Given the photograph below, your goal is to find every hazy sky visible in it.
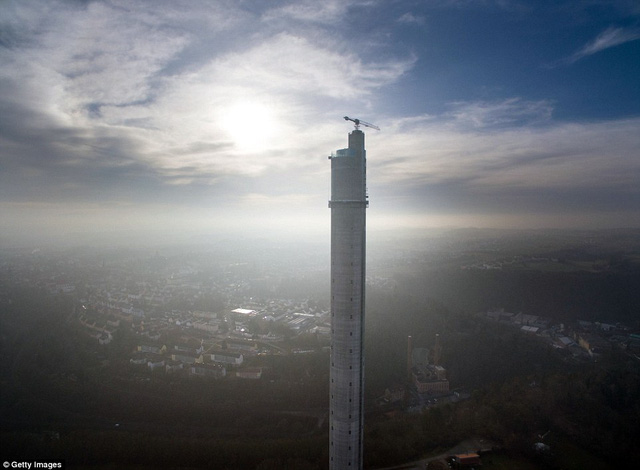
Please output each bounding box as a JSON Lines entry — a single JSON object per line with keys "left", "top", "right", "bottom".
{"left": 1, "top": 0, "right": 639, "bottom": 245}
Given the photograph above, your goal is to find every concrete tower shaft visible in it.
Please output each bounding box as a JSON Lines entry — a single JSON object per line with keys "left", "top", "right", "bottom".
{"left": 329, "top": 129, "right": 367, "bottom": 470}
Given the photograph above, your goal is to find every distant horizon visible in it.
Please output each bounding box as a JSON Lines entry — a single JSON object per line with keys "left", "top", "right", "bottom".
{"left": 3, "top": 223, "right": 640, "bottom": 251}
{"left": 2, "top": 1, "right": 639, "bottom": 245}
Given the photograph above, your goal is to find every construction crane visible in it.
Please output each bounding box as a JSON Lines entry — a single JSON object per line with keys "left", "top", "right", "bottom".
{"left": 344, "top": 116, "right": 380, "bottom": 131}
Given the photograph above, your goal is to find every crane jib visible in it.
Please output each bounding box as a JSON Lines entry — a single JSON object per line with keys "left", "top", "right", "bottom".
{"left": 343, "top": 116, "right": 380, "bottom": 131}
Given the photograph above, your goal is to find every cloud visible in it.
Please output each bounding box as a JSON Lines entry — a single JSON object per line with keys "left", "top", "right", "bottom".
{"left": 0, "top": 0, "right": 414, "bottom": 206}
{"left": 416, "top": 0, "right": 520, "bottom": 10}
{"left": 566, "top": 26, "right": 640, "bottom": 64}
{"left": 205, "top": 33, "right": 412, "bottom": 100}
{"left": 1, "top": 1, "right": 193, "bottom": 111}
{"left": 444, "top": 98, "right": 554, "bottom": 129}
{"left": 263, "top": 0, "right": 354, "bottom": 24}
{"left": 1, "top": 1, "right": 639, "bottom": 239}
{"left": 397, "top": 12, "right": 426, "bottom": 25}
{"left": 368, "top": 103, "right": 640, "bottom": 216}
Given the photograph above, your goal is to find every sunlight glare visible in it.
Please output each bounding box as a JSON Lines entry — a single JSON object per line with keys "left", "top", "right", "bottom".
{"left": 222, "top": 101, "right": 279, "bottom": 153}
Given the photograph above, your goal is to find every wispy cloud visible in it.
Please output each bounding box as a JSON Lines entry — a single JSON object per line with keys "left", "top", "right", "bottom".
{"left": 420, "top": 0, "right": 520, "bottom": 10}
{"left": 566, "top": 26, "right": 640, "bottom": 64}
{"left": 262, "top": 0, "right": 354, "bottom": 24}
{"left": 444, "top": 98, "right": 554, "bottom": 129}
{"left": 206, "top": 33, "right": 413, "bottom": 100}
{"left": 398, "top": 12, "right": 426, "bottom": 25}
{"left": 369, "top": 103, "right": 640, "bottom": 214}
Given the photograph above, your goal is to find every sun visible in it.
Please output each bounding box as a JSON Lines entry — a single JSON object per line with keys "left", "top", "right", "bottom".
{"left": 222, "top": 100, "right": 279, "bottom": 153}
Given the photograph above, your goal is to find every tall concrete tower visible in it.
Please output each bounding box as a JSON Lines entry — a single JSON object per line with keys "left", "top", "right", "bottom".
{"left": 329, "top": 125, "right": 368, "bottom": 469}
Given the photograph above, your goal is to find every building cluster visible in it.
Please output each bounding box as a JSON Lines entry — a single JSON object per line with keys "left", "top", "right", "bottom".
{"left": 483, "top": 308, "right": 640, "bottom": 359}
{"left": 77, "top": 304, "right": 122, "bottom": 345}
{"left": 409, "top": 334, "right": 450, "bottom": 394}
{"left": 412, "top": 364, "right": 449, "bottom": 393}
{"left": 0, "top": 248, "right": 331, "bottom": 383}
{"left": 377, "top": 334, "right": 459, "bottom": 413}
{"left": 78, "top": 292, "right": 330, "bottom": 380}
{"left": 132, "top": 335, "right": 253, "bottom": 379}
{"left": 228, "top": 302, "right": 329, "bottom": 336}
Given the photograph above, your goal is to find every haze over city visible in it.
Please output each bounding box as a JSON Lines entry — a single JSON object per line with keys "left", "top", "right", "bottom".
{"left": 1, "top": 0, "right": 640, "bottom": 247}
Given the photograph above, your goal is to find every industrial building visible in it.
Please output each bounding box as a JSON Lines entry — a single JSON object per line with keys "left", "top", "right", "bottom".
{"left": 409, "top": 334, "right": 450, "bottom": 394}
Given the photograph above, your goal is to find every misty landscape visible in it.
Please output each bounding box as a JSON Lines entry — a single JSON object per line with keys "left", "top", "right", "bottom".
{"left": 2, "top": 228, "right": 640, "bottom": 469}
{"left": 2, "top": 0, "right": 640, "bottom": 469}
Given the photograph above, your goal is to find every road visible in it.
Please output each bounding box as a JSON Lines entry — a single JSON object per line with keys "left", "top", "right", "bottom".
{"left": 374, "top": 437, "right": 494, "bottom": 470}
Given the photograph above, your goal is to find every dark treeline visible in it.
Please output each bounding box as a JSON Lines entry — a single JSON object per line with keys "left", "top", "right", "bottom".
{"left": 364, "top": 354, "right": 640, "bottom": 469}
{"left": 363, "top": 281, "right": 640, "bottom": 468}
{"left": 3, "top": 430, "right": 326, "bottom": 469}
{"left": 397, "top": 265, "right": 640, "bottom": 323}
{"left": 364, "top": 287, "right": 567, "bottom": 392}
